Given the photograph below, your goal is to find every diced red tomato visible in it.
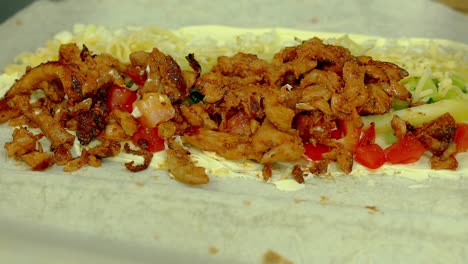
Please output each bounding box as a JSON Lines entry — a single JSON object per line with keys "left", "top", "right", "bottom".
{"left": 455, "top": 123, "right": 468, "bottom": 152}
{"left": 132, "top": 126, "right": 165, "bottom": 152}
{"left": 107, "top": 85, "right": 137, "bottom": 113}
{"left": 358, "top": 122, "right": 376, "bottom": 147}
{"left": 330, "top": 127, "right": 342, "bottom": 139}
{"left": 384, "top": 134, "right": 426, "bottom": 164}
{"left": 304, "top": 142, "right": 330, "bottom": 161}
{"left": 354, "top": 143, "right": 386, "bottom": 169}
{"left": 127, "top": 67, "right": 147, "bottom": 86}
{"left": 352, "top": 122, "right": 386, "bottom": 169}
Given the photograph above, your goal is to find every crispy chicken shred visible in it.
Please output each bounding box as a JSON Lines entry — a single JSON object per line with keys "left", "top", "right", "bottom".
{"left": 1, "top": 37, "right": 463, "bottom": 185}
{"left": 166, "top": 138, "right": 209, "bottom": 185}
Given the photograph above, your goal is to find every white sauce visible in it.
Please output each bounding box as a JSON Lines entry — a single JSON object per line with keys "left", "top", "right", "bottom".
{"left": 273, "top": 179, "right": 305, "bottom": 191}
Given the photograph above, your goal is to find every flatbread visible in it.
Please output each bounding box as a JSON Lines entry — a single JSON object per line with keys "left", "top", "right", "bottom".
{"left": 0, "top": 25, "right": 467, "bottom": 187}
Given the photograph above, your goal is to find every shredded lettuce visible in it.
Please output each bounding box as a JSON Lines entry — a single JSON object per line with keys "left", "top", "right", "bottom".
{"left": 362, "top": 38, "right": 468, "bottom": 106}
{"left": 401, "top": 74, "right": 467, "bottom": 104}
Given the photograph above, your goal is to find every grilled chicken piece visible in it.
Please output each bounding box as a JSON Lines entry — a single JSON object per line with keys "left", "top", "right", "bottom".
{"left": 4, "top": 127, "right": 38, "bottom": 157}
{"left": 183, "top": 127, "right": 260, "bottom": 161}
{"left": 24, "top": 110, "right": 75, "bottom": 151}
{"left": 166, "top": 138, "right": 209, "bottom": 185}
{"left": 129, "top": 48, "right": 188, "bottom": 102}
{"left": 391, "top": 113, "right": 458, "bottom": 170}
{"left": 21, "top": 151, "right": 55, "bottom": 171}
{"left": 414, "top": 113, "right": 457, "bottom": 156}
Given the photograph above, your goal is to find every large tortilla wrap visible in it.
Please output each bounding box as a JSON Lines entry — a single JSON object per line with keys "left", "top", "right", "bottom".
{"left": 1, "top": 25, "right": 468, "bottom": 263}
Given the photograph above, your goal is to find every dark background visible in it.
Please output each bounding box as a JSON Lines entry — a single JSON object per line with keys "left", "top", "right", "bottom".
{"left": 1, "top": 0, "right": 35, "bottom": 23}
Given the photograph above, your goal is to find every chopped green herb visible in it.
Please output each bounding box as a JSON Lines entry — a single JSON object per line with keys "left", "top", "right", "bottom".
{"left": 126, "top": 79, "right": 135, "bottom": 88}
{"left": 189, "top": 90, "right": 204, "bottom": 104}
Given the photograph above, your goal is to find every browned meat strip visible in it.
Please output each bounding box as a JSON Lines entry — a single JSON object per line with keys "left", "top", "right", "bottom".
{"left": 100, "top": 121, "right": 130, "bottom": 142}
{"left": 4, "top": 127, "right": 37, "bottom": 157}
{"left": 0, "top": 98, "right": 21, "bottom": 123}
{"left": 180, "top": 103, "right": 218, "bottom": 130}
{"left": 183, "top": 127, "right": 260, "bottom": 161}
{"left": 53, "top": 145, "right": 73, "bottom": 165}
{"left": 5, "top": 62, "right": 84, "bottom": 103}
{"left": 292, "top": 165, "right": 305, "bottom": 183}
{"left": 375, "top": 61, "right": 410, "bottom": 100}
{"left": 24, "top": 110, "right": 75, "bottom": 150}
{"left": 273, "top": 37, "right": 353, "bottom": 76}
{"left": 294, "top": 111, "right": 337, "bottom": 145}
{"left": 322, "top": 145, "right": 354, "bottom": 174}
{"left": 262, "top": 163, "right": 272, "bottom": 181}
{"left": 111, "top": 109, "right": 139, "bottom": 136}
{"left": 391, "top": 115, "right": 413, "bottom": 140}
{"left": 309, "top": 160, "right": 329, "bottom": 175}
{"left": 130, "top": 48, "right": 188, "bottom": 101}
{"left": 88, "top": 140, "right": 121, "bottom": 158}
{"left": 213, "top": 53, "right": 281, "bottom": 84}
{"left": 430, "top": 155, "right": 458, "bottom": 170}
{"left": 166, "top": 139, "right": 209, "bottom": 185}
{"left": 20, "top": 151, "right": 55, "bottom": 171}
{"left": 430, "top": 142, "right": 458, "bottom": 170}
{"left": 59, "top": 43, "right": 126, "bottom": 96}
{"left": 75, "top": 110, "right": 99, "bottom": 145}
{"left": 223, "top": 111, "right": 259, "bottom": 136}
{"left": 358, "top": 83, "right": 393, "bottom": 115}
{"left": 342, "top": 60, "right": 368, "bottom": 109}
{"left": 123, "top": 143, "right": 153, "bottom": 172}
{"left": 414, "top": 113, "right": 457, "bottom": 156}
{"left": 263, "top": 90, "right": 296, "bottom": 132}
{"left": 251, "top": 120, "right": 304, "bottom": 164}
{"left": 390, "top": 113, "right": 458, "bottom": 170}
{"left": 73, "top": 95, "right": 108, "bottom": 145}
{"left": 63, "top": 149, "right": 90, "bottom": 172}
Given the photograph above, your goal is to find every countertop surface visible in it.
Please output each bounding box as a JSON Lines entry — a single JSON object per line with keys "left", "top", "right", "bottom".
{"left": 1, "top": 1, "right": 468, "bottom": 264}
{"left": 0, "top": 0, "right": 34, "bottom": 23}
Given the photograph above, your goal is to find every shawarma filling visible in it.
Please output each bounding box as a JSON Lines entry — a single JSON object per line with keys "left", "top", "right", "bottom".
{"left": 1, "top": 37, "right": 466, "bottom": 184}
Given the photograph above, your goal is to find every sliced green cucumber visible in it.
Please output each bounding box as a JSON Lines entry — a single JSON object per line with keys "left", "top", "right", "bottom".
{"left": 362, "top": 99, "right": 468, "bottom": 135}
